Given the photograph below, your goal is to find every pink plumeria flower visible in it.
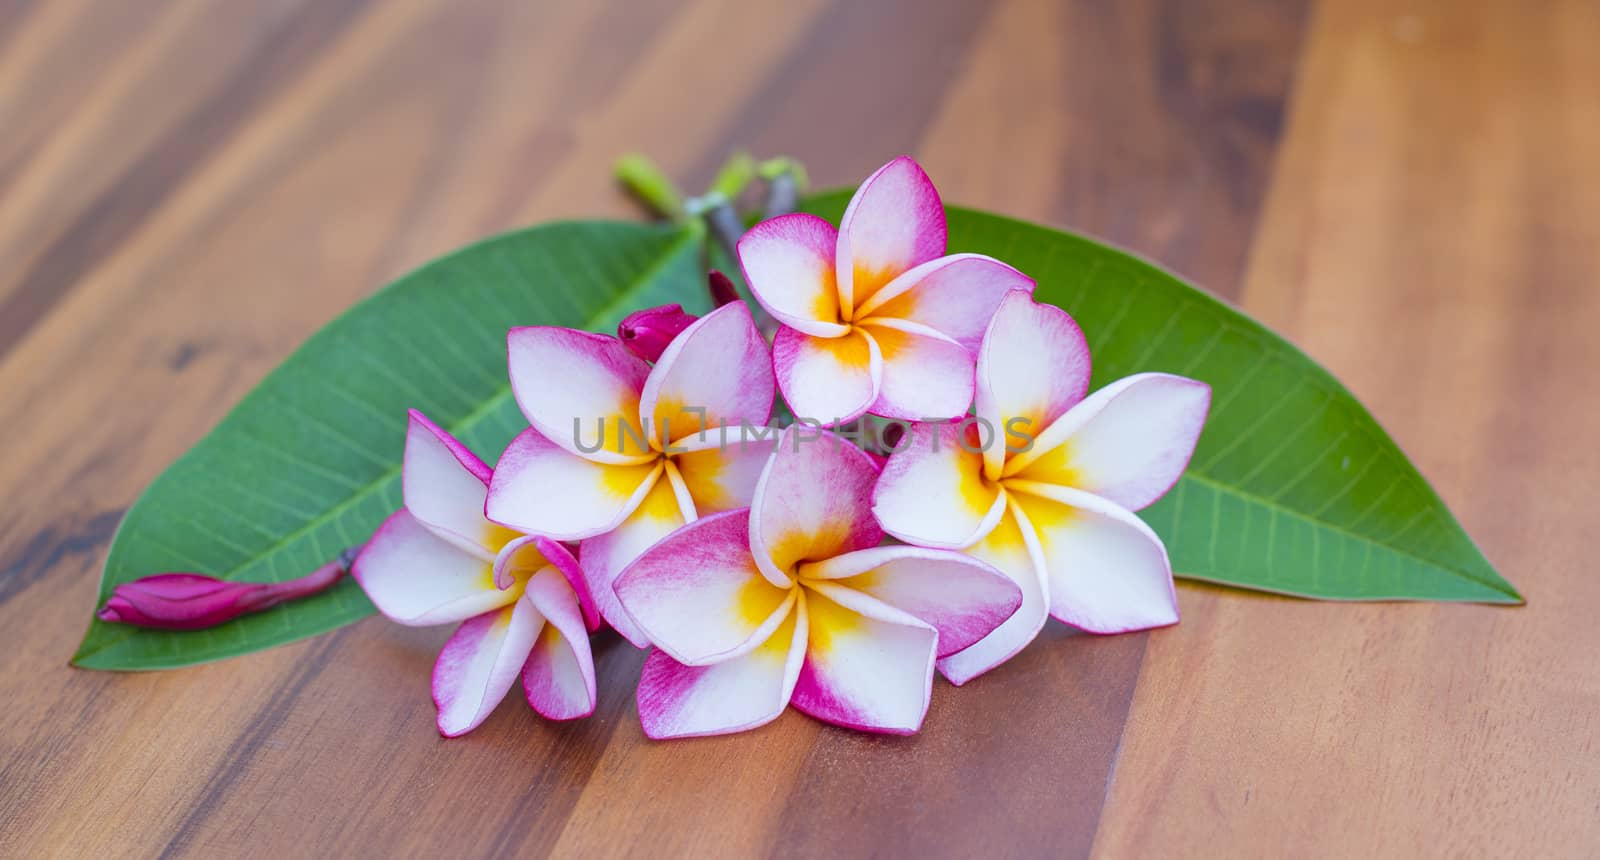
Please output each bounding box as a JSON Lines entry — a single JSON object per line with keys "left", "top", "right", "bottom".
{"left": 737, "top": 156, "right": 1035, "bottom": 425}
{"left": 873, "top": 291, "right": 1211, "bottom": 685}
{"left": 486, "top": 302, "right": 777, "bottom": 647}
{"left": 614, "top": 427, "right": 1023, "bottom": 739}
{"left": 352, "top": 411, "right": 601, "bottom": 737}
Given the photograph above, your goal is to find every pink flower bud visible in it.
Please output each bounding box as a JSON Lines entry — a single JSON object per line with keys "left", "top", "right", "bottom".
{"left": 618, "top": 304, "right": 698, "bottom": 363}
{"left": 707, "top": 270, "right": 740, "bottom": 307}
{"left": 96, "top": 557, "right": 347, "bottom": 630}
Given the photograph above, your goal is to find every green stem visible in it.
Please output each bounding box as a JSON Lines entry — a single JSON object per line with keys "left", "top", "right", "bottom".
{"left": 615, "top": 154, "right": 687, "bottom": 222}
{"left": 708, "top": 151, "right": 757, "bottom": 202}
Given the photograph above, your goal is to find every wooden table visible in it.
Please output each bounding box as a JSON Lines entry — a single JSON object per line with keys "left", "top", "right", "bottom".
{"left": 3, "top": 0, "right": 1596, "bottom": 856}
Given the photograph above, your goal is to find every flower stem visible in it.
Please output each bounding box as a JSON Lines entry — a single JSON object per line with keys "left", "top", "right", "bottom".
{"left": 620, "top": 152, "right": 810, "bottom": 339}
{"left": 759, "top": 157, "right": 808, "bottom": 218}
{"left": 693, "top": 193, "right": 747, "bottom": 266}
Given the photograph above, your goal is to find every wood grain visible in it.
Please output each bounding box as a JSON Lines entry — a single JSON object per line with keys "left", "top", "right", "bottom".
{"left": 1095, "top": 1, "right": 1600, "bottom": 856}
{"left": 0, "top": 0, "right": 1592, "bottom": 857}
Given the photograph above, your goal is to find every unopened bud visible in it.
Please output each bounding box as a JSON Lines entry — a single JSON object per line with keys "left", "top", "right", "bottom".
{"left": 618, "top": 304, "right": 698, "bottom": 363}
{"left": 96, "top": 555, "right": 349, "bottom": 630}
{"left": 708, "top": 271, "right": 740, "bottom": 308}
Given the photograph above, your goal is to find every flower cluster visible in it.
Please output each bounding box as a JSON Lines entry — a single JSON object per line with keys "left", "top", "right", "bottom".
{"left": 352, "top": 157, "right": 1209, "bottom": 738}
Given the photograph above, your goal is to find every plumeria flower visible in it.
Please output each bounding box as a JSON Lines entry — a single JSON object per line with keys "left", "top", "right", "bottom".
{"left": 737, "top": 156, "right": 1034, "bottom": 425}
{"left": 486, "top": 302, "right": 777, "bottom": 647}
{"left": 613, "top": 427, "right": 1023, "bottom": 739}
{"left": 352, "top": 411, "right": 601, "bottom": 736}
{"left": 873, "top": 291, "right": 1211, "bottom": 684}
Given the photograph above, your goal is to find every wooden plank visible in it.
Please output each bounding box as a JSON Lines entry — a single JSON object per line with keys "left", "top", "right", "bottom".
{"left": 0, "top": 0, "right": 366, "bottom": 356}
{"left": 1094, "top": 1, "right": 1600, "bottom": 856}
{"left": 0, "top": 0, "right": 1306, "bottom": 856}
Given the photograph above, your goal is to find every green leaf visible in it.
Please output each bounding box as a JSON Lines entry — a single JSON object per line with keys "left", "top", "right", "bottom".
{"left": 81, "top": 190, "right": 1516, "bottom": 672}
{"left": 74, "top": 220, "right": 709, "bottom": 670}
{"left": 801, "top": 192, "right": 1519, "bottom": 604}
